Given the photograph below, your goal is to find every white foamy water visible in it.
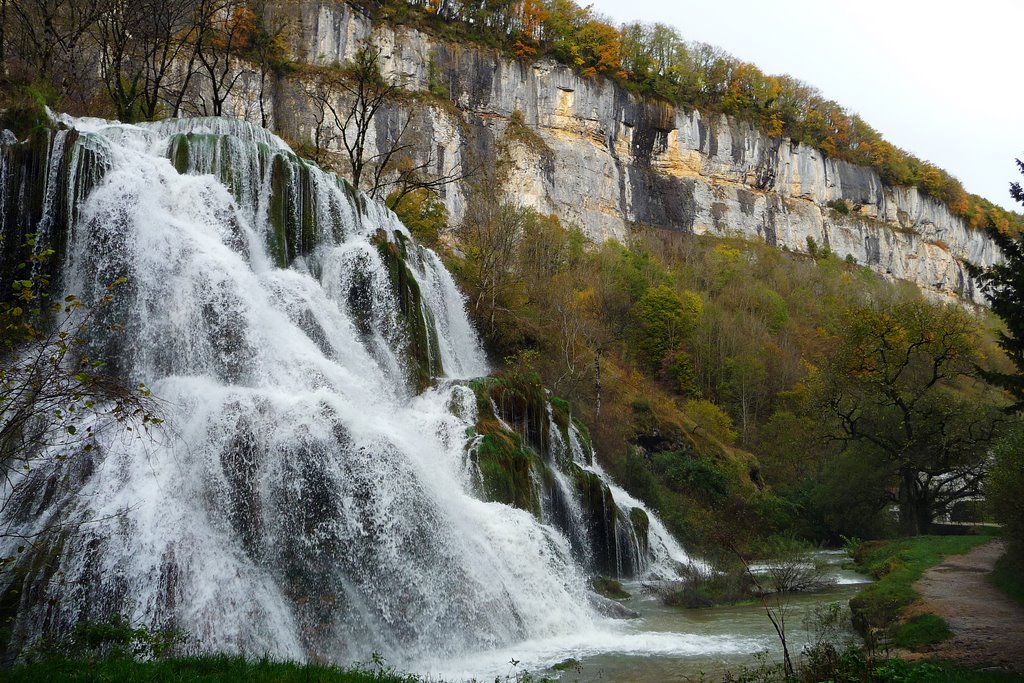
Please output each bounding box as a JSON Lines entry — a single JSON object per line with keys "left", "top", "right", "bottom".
{"left": 0, "top": 115, "right": 708, "bottom": 673}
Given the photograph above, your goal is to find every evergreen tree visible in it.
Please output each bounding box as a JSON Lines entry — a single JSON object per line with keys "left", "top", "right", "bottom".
{"left": 968, "top": 159, "right": 1024, "bottom": 411}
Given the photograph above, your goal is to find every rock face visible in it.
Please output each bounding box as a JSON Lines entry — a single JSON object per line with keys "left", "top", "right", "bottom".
{"left": 240, "top": 1, "right": 998, "bottom": 302}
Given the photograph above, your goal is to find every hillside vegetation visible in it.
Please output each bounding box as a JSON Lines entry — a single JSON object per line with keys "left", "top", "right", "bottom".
{"left": 397, "top": 190, "right": 1011, "bottom": 550}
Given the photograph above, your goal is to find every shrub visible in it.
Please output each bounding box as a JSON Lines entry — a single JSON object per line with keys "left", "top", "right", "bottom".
{"left": 684, "top": 398, "right": 737, "bottom": 445}
{"left": 987, "top": 426, "right": 1024, "bottom": 554}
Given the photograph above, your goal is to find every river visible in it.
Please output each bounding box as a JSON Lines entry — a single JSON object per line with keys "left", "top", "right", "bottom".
{"left": 425, "top": 550, "right": 870, "bottom": 682}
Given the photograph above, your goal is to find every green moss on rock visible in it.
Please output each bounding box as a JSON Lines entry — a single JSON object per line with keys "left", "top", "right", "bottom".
{"left": 373, "top": 230, "right": 444, "bottom": 393}
{"left": 630, "top": 507, "right": 650, "bottom": 557}
{"left": 471, "top": 431, "right": 542, "bottom": 517}
{"left": 591, "top": 576, "right": 631, "bottom": 600}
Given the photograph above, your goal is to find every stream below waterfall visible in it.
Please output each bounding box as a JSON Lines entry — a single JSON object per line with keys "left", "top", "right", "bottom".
{"left": 423, "top": 551, "right": 870, "bottom": 682}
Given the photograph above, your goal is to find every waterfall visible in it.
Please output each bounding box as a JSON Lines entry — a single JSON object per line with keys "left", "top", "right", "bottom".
{"left": 0, "top": 116, "right": 696, "bottom": 668}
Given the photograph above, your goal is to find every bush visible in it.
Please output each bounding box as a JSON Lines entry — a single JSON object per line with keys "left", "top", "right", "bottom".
{"left": 657, "top": 562, "right": 753, "bottom": 608}
{"left": 987, "top": 426, "right": 1024, "bottom": 554}
{"left": 650, "top": 451, "right": 729, "bottom": 502}
{"left": 684, "top": 398, "right": 736, "bottom": 444}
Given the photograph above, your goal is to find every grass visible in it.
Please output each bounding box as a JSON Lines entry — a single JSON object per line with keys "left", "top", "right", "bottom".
{"left": 870, "top": 659, "right": 1023, "bottom": 682}
{"left": 891, "top": 613, "right": 952, "bottom": 649}
{"left": 4, "top": 655, "right": 422, "bottom": 683}
{"left": 849, "top": 533, "right": 994, "bottom": 638}
{"left": 990, "top": 550, "right": 1024, "bottom": 607}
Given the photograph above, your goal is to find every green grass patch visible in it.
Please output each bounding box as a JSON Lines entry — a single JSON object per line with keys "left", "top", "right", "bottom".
{"left": 872, "top": 659, "right": 1015, "bottom": 679}
{"left": 891, "top": 613, "right": 952, "bottom": 649}
{"left": 990, "top": 550, "right": 1024, "bottom": 606}
{"left": 5, "top": 655, "right": 421, "bottom": 682}
{"left": 870, "top": 658, "right": 1022, "bottom": 682}
{"left": 849, "top": 534, "right": 994, "bottom": 632}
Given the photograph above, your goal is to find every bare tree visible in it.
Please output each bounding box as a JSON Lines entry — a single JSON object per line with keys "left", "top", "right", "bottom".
{"left": 300, "top": 45, "right": 399, "bottom": 191}
{"left": 136, "top": 0, "right": 201, "bottom": 120}
{"left": 247, "top": 0, "right": 289, "bottom": 128}
{"left": 193, "top": 0, "right": 255, "bottom": 117}
{"left": 6, "top": 0, "right": 106, "bottom": 103}
{"left": 302, "top": 43, "right": 472, "bottom": 219}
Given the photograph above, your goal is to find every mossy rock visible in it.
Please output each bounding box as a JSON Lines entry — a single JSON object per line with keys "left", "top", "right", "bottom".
{"left": 471, "top": 373, "right": 553, "bottom": 459}
{"left": 630, "top": 507, "right": 650, "bottom": 557}
{"left": 551, "top": 658, "right": 582, "bottom": 672}
{"left": 591, "top": 576, "right": 631, "bottom": 600}
{"left": 470, "top": 430, "right": 541, "bottom": 517}
{"left": 372, "top": 229, "right": 444, "bottom": 393}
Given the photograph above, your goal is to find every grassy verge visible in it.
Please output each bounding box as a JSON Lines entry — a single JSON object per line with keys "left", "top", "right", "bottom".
{"left": 990, "top": 550, "right": 1024, "bottom": 607}
{"left": 4, "top": 655, "right": 422, "bottom": 683}
{"left": 869, "top": 659, "right": 1024, "bottom": 682}
{"left": 849, "top": 534, "right": 994, "bottom": 644}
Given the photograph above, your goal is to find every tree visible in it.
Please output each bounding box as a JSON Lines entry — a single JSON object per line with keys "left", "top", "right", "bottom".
{"left": 193, "top": 0, "right": 256, "bottom": 117}
{"left": 90, "top": 0, "right": 199, "bottom": 122}
{"left": 0, "top": 237, "right": 160, "bottom": 566}
{"left": 629, "top": 285, "right": 701, "bottom": 372}
{"left": 302, "top": 45, "right": 467, "bottom": 205}
{"left": 819, "top": 299, "right": 1003, "bottom": 535}
{"left": 986, "top": 426, "right": 1024, "bottom": 557}
{"left": 6, "top": 0, "right": 106, "bottom": 106}
{"left": 968, "top": 158, "right": 1024, "bottom": 411}
{"left": 305, "top": 45, "right": 400, "bottom": 192}
{"left": 453, "top": 197, "right": 526, "bottom": 338}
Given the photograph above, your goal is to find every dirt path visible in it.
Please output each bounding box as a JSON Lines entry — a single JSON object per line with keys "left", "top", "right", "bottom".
{"left": 904, "top": 540, "right": 1024, "bottom": 672}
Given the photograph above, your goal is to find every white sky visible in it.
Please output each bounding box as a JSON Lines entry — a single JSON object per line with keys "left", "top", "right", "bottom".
{"left": 586, "top": 0, "right": 1024, "bottom": 211}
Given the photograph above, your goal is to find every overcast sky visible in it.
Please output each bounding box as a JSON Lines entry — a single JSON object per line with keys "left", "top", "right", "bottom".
{"left": 586, "top": 0, "right": 1024, "bottom": 211}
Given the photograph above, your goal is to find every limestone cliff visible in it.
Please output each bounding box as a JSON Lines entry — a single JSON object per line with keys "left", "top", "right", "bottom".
{"left": 228, "top": 1, "right": 998, "bottom": 302}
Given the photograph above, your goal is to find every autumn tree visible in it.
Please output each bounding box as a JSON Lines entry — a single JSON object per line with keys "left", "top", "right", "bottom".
{"left": 453, "top": 196, "right": 526, "bottom": 340}
{"left": 193, "top": 0, "right": 256, "bottom": 117}
{"left": 819, "top": 299, "right": 1003, "bottom": 535}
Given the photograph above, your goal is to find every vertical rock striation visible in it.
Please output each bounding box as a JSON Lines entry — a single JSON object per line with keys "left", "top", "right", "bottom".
{"left": 234, "top": 2, "right": 998, "bottom": 302}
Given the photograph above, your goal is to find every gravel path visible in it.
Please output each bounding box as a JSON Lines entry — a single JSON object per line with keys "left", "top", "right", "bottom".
{"left": 905, "top": 540, "right": 1024, "bottom": 672}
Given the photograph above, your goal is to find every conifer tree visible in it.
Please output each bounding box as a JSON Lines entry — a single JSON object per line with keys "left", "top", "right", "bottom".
{"left": 968, "top": 159, "right": 1024, "bottom": 411}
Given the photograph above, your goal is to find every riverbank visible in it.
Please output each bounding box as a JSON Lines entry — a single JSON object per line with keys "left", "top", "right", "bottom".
{"left": 848, "top": 534, "right": 995, "bottom": 644}
{"left": 848, "top": 532, "right": 1024, "bottom": 675}
{"left": 905, "top": 540, "right": 1024, "bottom": 672}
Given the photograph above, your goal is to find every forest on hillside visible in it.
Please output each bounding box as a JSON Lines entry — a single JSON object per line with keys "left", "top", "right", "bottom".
{"left": 396, "top": 188, "right": 1015, "bottom": 550}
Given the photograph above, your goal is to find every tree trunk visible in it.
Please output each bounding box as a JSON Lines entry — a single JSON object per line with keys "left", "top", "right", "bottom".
{"left": 898, "top": 469, "right": 933, "bottom": 535}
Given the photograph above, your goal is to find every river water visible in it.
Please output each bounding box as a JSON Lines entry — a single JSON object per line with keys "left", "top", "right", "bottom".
{"left": 425, "top": 551, "right": 870, "bottom": 682}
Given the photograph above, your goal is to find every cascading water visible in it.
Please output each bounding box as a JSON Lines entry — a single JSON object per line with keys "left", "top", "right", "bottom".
{"left": 0, "top": 115, "right": 714, "bottom": 672}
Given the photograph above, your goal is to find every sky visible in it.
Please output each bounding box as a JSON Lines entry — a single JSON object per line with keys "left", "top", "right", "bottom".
{"left": 586, "top": 0, "right": 1024, "bottom": 211}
